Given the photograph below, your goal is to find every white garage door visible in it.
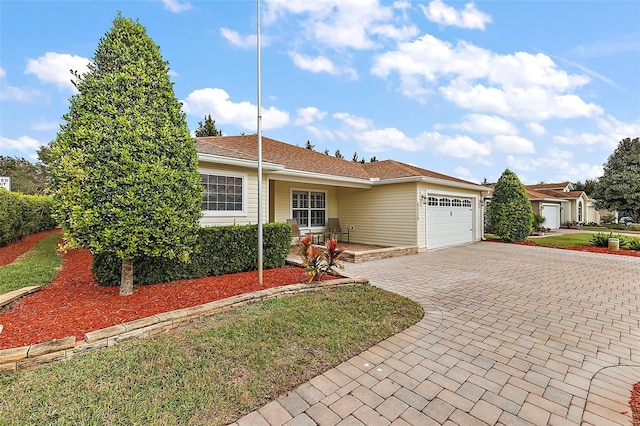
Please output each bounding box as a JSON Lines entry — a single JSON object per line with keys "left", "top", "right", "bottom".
{"left": 427, "top": 196, "right": 474, "bottom": 250}
{"left": 540, "top": 204, "right": 560, "bottom": 229}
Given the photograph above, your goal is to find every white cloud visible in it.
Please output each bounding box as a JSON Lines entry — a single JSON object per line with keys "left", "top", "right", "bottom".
{"left": 454, "top": 166, "right": 471, "bottom": 177}
{"left": 305, "top": 125, "right": 335, "bottom": 141}
{"left": 161, "top": 0, "right": 191, "bottom": 13}
{"left": 25, "top": 52, "right": 91, "bottom": 90}
{"left": 552, "top": 116, "right": 640, "bottom": 150}
{"left": 0, "top": 68, "right": 43, "bottom": 102}
{"left": 0, "top": 68, "right": 5, "bottom": 78}
{"left": 527, "top": 122, "right": 546, "bottom": 136}
{"left": 448, "top": 114, "right": 517, "bottom": 134}
{"left": 220, "top": 28, "right": 257, "bottom": 49}
{"left": 440, "top": 81, "right": 603, "bottom": 120}
{"left": 1, "top": 135, "right": 42, "bottom": 152}
{"left": 294, "top": 107, "right": 327, "bottom": 126}
{"left": 371, "top": 35, "right": 603, "bottom": 120}
{"left": 264, "top": 0, "right": 410, "bottom": 50}
{"left": 358, "top": 127, "right": 424, "bottom": 152}
{"left": 288, "top": 52, "right": 357, "bottom": 79}
{"left": 493, "top": 135, "right": 535, "bottom": 154}
{"left": 181, "top": 88, "right": 289, "bottom": 130}
{"left": 507, "top": 148, "right": 603, "bottom": 180}
{"left": 421, "top": 0, "right": 492, "bottom": 30}
{"left": 333, "top": 112, "right": 372, "bottom": 131}
{"left": 433, "top": 133, "right": 491, "bottom": 160}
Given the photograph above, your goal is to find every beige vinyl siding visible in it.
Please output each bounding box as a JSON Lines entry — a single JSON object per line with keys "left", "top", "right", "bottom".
{"left": 269, "top": 180, "right": 338, "bottom": 230}
{"left": 198, "top": 162, "right": 261, "bottom": 227}
{"left": 336, "top": 183, "right": 417, "bottom": 247}
{"left": 419, "top": 183, "right": 483, "bottom": 248}
{"left": 531, "top": 200, "right": 541, "bottom": 215}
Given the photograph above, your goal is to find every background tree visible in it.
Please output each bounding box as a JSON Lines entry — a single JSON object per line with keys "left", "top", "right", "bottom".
{"left": 194, "top": 114, "right": 222, "bottom": 137}
{"left": 369, "top": 156, "right": 378, "bottom": 162}
{"left": 486, "top": 168, "right": 533, "bottom": 242}
{"left": 49, "top": 13, "right": 202, "bottom": 296}
{"left": 573, "top": 179, "right": 597, "bottom": 196}
{"left": 0, "top": 156, "right": 49, "bottom": 195}
{"left": 334, "top": 149, "right": 343, "bottom": 159}
{"left": 592, "top": 137, "right": 640, "bottom": 222}
{"left": 352, "top": 152, "right": 359, "bottom": 162}
{"left": 304, "top": 140, "right": 315, "bottom": 151}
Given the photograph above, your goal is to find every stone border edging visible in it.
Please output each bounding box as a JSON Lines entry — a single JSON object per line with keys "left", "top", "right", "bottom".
{"left": 0, "top": 277, "right": 368, "bottom": 372}
{"left": 0, "top": 286, "right": 41, "bottom": 309}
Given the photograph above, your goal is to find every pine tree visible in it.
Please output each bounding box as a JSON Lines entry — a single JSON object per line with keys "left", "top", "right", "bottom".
{"left": 195, "top": 114, "right": 222, "bottom": 137}
{"left": 49, "top": 13, "right": 202, "bottom": 295}
{"left": 334, "top": 149, "right": 343, "bottom": 159}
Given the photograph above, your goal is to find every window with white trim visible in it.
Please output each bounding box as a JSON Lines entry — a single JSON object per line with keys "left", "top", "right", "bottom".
{"left": 201, "top": 172, "right": 245, "bottom": 215}
{"left": 292, "top": 190, "right": 326, "bottom": 227}
{"left": 439, "top": 197, "right": 451, "bottom": 206}
{"left": 428, "top": 196, "right": 439, "bottom": 206}
{"left": 462, "top": 200, "right": 472, "bottom": 208}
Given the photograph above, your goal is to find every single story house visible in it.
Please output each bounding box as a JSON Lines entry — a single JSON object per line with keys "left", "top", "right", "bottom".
{"left": 196, "top": 135, "right": 489, "bottom": 251}
{"left": 484, "top": 182, "right": 600, "bottom": 229}
{"left": 526, "top": 182, "right": 600, "bottom": 228}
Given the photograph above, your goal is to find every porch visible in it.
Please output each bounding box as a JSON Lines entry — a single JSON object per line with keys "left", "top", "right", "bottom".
{"left": 287, "top": 241, "right": 418, "bottom": 264}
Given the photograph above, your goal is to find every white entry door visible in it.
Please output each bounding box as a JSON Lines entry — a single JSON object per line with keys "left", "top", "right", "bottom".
{"left": 540, "top": 204, "right": 560, "bottom": 229}
{"left": 427, "top": 196, "right": 474, "bottom": 250}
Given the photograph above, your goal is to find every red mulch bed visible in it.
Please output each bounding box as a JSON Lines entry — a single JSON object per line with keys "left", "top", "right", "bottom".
{"left": 632, "top": 382, "right": 640, "bottom": 426}
{"left": 0, "top": 229, "right": 63, "bottom": 267}
{"left": 0, "top": 232, "right": 324, "bottom": 350}
{"left": 489, "top": 238, "right": 640, "bottom": 257}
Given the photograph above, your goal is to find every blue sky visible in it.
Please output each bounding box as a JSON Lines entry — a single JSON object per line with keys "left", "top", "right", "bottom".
{"left": 1, "top": 0, "right": 638, "bottom": 185}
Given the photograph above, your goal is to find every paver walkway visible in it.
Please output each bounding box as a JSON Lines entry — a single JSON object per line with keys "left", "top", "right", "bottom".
{"left": 233, "top": 242, "right": 639, "bottom": 425}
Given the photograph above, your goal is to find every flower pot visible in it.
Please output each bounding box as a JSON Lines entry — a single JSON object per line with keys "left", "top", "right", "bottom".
{"left": 608, "top": 238, "right": 620, "bottom": 251}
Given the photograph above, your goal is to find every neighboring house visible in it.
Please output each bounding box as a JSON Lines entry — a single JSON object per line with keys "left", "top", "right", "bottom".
{"left": 526, "top": 182, "right": 600, "bottom": 227}
{"left": 484, "top": 182, "right": 600, "bottom": 230}
{"left": 195, "top": 135, "right": 489, "bottom": 251}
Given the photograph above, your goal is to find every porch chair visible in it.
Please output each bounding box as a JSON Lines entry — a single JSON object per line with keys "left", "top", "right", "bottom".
{"left": 327, "top": 218, "right": 350, "bottom": 242}
{"left": 286, "top": 219, "right": 310, "bottom": 243}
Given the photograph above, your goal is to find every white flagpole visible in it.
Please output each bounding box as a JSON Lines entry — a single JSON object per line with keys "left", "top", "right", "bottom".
{"left": 257, "top": 0, "right": 263, "bottom": 284}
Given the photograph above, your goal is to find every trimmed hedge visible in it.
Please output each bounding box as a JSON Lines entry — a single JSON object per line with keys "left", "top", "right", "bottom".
{"left": 0, "top": 188, "right": 56, "bottom": 247}
{"left": 92, "top": 223, "right": 292, "bottom": 286}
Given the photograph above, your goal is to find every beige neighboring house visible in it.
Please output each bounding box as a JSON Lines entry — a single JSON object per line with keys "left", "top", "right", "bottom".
{"left": 195, "top": 135, "right": 489, "bottom": 251}
{"left": 526, "top": 182, "right": 600, "bottom": 228}
{"left": 483, "top": 182, "right": 600, "bottom": 230}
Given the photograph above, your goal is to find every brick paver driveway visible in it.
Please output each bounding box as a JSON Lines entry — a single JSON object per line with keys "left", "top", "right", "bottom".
{"left": 235, "top": 242, "right": 639, "bottom": 426}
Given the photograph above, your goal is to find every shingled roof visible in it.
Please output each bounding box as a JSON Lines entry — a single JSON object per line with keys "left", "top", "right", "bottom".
{"left": 196, "top": 135, "right": 481, "bottom": 187}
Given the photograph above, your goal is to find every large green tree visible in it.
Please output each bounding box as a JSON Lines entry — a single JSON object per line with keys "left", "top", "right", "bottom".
{"left": 49, "top": 14, "right": 202, "bottom": 296}
{"left": 486, "top": 169, "right": 533, "bottom": 242}
{"left": 592, "top": 137, "right": 640, "bottom": 222}
{"left": 0, "top": 156, "right": 49, "bottom": 195}
{"left": 194, "top": 114, "right": 222, "bottom": 137}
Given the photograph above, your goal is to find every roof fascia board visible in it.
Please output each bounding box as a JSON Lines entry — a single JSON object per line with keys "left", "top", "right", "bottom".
{"left": 373, "top": 176, "right": 489, "bottom": 191}
{"left": 197, "top": 153, "right": 284, "bottom": 171}
{"left": 268, "top": 170, "right": 372, "bottom": 188}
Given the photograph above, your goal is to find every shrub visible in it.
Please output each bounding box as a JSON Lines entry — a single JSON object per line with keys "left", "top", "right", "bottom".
{"left": 485, "top": 169, "right": 533, "bottom": 242}
{"left": 298, "top": 234, "right": 345, "bottom": 282}
{"left": 532, "top": 213, "right": 546, "bottom": 233}
{"left": 628, "top": 238, "right": 640, "bottom": 250}
{"left": 92, "top": 223, "right": 291, "bottom": 286}
{"left": 0, "top": 189, "right": 56, "bottom": 246}
{"left": 589, "top": 232, "right": 630, "bottom": 248}
{"left": 627, "top": 223, "right": 640, "bottom": 231}
{"left": 605, "top": 223, "right": 627, "bottom": 230}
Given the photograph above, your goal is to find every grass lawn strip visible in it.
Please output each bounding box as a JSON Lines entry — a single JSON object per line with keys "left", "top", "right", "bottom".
{"left": 0, "top": 234, "right": 62, "bottom": 295}
{"left": 526, "top": 233, "right": 593, "bottom": 248}
{"left": 0, "top": 285, "right": 423, "bottom": 425}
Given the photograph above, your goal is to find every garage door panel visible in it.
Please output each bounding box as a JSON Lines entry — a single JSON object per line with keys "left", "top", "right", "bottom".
{"left": 540, "top": 204, "right": 560, "bottom": 229}
{"left": 427, "top": 198, "right": 473, "bottom": 250}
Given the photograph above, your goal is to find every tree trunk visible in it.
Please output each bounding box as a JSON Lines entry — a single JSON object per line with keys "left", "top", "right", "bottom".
{"left": 120, "top": 259, "right": 134, "bottom": 296}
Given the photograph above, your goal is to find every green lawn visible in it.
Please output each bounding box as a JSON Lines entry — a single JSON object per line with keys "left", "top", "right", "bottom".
{"left": 0, "top": 285, "right": 423, "bottom": 425}
{"left": 580, "top": 226, "right": 640, "bottom": 234}
{"left": 0, "top": 233, "right": 62, "bottom": 295}
{"left": 526, "top": 233, "right": 593, "bottom": 248}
